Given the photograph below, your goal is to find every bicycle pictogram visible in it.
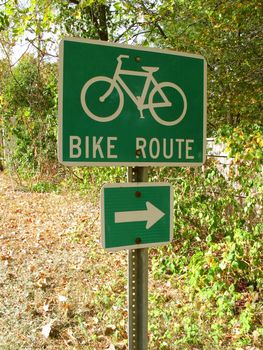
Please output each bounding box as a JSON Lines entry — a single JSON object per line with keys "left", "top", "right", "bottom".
{"left": 80, "top": 55, "right": 187, "bottom": 126}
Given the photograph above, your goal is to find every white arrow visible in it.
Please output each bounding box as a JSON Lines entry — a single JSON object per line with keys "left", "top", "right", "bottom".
{"left": 114, "top": 201, "right": 165, "bottom": 229}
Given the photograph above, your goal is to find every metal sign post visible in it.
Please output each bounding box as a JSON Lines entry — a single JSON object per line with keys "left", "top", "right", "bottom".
{"left": 128, "top": 167, "right": 148, "bottom": 350}
{"left": 100, "top": 169, "right": 173, "bottom": 349}
{"left": 129, "top": 248, "right": 148, "bottom": 350}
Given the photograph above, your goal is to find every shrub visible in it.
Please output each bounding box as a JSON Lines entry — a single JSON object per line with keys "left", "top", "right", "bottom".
{"left": 151, "top": 124, "right": 262, "bottom": 347}
{"left": 1, "top": 55, "right": 58, "bottom": 177}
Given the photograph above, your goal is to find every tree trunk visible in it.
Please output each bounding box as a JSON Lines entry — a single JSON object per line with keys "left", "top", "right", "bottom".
{"left": 69, "top": 0, "right": 109, "bottom": 41}
{"left": 89, "top": 3, "right": 109, "bottom": 41}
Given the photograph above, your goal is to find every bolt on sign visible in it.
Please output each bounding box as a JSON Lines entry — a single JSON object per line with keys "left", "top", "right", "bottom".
{"left": 58, "top": 37, "right": 207, "bottom": 166}
{"left": 101, "top": 183, "right": 173, "bottom": 251}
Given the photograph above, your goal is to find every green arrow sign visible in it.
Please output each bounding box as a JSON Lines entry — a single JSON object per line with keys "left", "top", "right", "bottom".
{"left": 58, "top": 37, "right": 207, "bottom": 167}
{"left": 101, "top": 183, "right": 173, "bottom": 251}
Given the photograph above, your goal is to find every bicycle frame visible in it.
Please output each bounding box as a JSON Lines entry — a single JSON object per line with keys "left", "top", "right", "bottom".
{"left": 101, "top": 55, "right": 171, "bottom": 118}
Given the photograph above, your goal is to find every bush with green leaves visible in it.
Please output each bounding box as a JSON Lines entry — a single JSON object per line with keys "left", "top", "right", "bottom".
{"left": 151, "top": 124, "right": 262, "bottom": 348}
{"left": 1, "top": 55, "right": 58, "bottom": 177}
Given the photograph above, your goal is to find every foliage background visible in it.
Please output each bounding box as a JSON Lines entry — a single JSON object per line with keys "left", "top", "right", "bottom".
{"left": 0, "top": 0, "right": 262, "bottom": 348}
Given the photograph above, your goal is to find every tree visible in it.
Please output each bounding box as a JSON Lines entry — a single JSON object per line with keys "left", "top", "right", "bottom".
{"left": 2, "top": 0, "right": 261, "bottom": 130}
{"left": 107, "top": 0, "right": 262, "bottom": 129}
{"left": 0, "top": 0, "right": 262, "bottom": 172}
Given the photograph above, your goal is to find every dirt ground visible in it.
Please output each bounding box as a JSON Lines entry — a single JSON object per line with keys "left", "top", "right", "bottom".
{"left": 0, "top": 173, "right": 128, "bottom": 350}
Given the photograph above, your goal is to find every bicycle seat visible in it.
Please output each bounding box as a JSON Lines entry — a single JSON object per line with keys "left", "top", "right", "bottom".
{"left": 141, "top": 66, "right": 159, "bottom": 73}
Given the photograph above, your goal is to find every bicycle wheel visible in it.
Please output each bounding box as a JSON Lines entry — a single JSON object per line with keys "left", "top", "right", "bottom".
{"left": 149, "top": 82, "right": 187, "bottom": 126}
{"left": 80, "top": 76, "right": 124, "bottom": 122}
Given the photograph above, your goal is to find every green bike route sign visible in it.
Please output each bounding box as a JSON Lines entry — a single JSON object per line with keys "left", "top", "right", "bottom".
{"left": 101, "top": 183, "right": 173, "bottom": 251}
{"left": 58, "top": 37, "right": 207, "bottom": 166}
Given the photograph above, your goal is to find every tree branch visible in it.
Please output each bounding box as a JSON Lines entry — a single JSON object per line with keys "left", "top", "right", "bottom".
{"left": 138, "top": 0, "right": 168, "bottom": 39}
{"left": 154, "top": 23, "right": 167, "bottom": 39}
{"left": 114, "top": 23, "right": 140, "bottom": 43}
{"left": 0, "top": 38, "right": 33, "bottom": 108}
{"left": 25, "top": 37, "right": 58, "bottom": 58}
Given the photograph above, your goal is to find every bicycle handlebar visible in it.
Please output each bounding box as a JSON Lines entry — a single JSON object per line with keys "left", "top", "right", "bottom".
{"left": 117, "top": 55, "right": 129, "bottom": 62}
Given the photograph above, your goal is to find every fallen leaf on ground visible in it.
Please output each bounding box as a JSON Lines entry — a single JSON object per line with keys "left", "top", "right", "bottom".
{"left": 105, "top": 324, "right": 116, "bottom": 336}
{"left": 41, "top": 322, "right": 52, "bottom": 338}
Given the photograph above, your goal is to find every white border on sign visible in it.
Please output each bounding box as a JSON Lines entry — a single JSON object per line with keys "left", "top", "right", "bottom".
{"left": 58, "top": 37, "right": 207, "bottom": 167}
{"left": 57, "top": 40, "right": 64, "bottom": 165}
{"left": 100, "top": 182, "right": 174, "bottom": 252}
